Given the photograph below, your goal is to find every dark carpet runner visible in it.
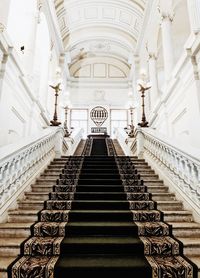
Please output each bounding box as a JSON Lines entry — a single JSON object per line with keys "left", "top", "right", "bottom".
{"left": 8, "top": 138, "right": 197, "bottom": 277}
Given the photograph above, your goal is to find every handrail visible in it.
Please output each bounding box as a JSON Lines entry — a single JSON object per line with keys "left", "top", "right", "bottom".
{"left": 139, "top": 128, "right": 200, "bottom": 165}
{"left": 0, "top": 127, "right": 61, "bottom": 162}
{"left": 133, "top": 128, "right": 200, "bottom": 214}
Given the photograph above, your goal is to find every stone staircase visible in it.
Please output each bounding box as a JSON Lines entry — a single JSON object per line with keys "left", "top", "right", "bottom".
{"left": 74, "top": 139, "right": 86, "bottom": 155}
{"left": 0, "top": 154, "right": 200, "bottom": 277}
{"left": 130, "top": 157, "right": 200, "bottom": 276}
{"left": 0, "top": 157, "right": 68, "bottom": 278}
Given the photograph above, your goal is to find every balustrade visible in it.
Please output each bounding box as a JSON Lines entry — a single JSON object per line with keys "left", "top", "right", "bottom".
{"left": 139, "top": 130, "right": 200, "bottom": 210}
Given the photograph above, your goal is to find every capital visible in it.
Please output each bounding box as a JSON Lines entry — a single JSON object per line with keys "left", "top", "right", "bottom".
{"left": 0, "top": 23, "right": 5, "bottom": 32}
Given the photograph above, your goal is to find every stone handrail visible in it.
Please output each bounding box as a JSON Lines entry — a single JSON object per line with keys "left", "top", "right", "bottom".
{"left": 0, "top": 127, "right": 65, "bottom": 216}
{"left": 131, "top": 128, "right": 200, "bottom": 217}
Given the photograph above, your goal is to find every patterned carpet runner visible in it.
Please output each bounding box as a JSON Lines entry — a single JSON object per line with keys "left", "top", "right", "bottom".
{"left": 8, "top": 138, "right": 197, "bottom": 277}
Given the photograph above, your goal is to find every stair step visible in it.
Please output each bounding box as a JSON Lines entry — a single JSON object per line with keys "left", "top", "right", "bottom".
{"left": 162, "top": 211, "right": 193, "bottom": 222}
{"left": 25, "top": 192, "right": 49, "bottom": 200}
{"left": 8, "top": 210, "right": 40, "bottom": 222}
{"left": 178, "top": 238, "right": 200, "bottom": 256}
{"left": 18, "top": 200, "right": 45, "bottom": 210}
{"left": 76, "top": 185, "right": 124, "bottom": 192}
{"left": 169, "top": 222, "right": 200, "bottom": 237}
{"left": 147, "top": 185, "right": 168, "bottom": 193}
{"left": 61, "top": 236, "right": 143, "bottom": 255}
{"left": 69, "top": 210, "right": 133, "bottom": 222}
{"left": 74, "top": 192, "right": 127, "bottom": 200}
{"left": 0, "top": 256, "right": 16, "bottom": 273}
{"left": 36, "top": 178, "right": 57, "bottom": 184}
{"left": 0, "top": 223, "right": 32, "bottom": 237}
{"left": 151, "top": 193, "right": 175, "bottom": 201}
{"left": 156, "top": 200, "right": 183, "bottom": 210}
{"left": 31, "top": 184, "right": 53, "bottom": 192}
{"left": 55, "top": 254, "right": 151, "bottom": 276}
{"left": 0, "top": 237, "right": 26, "bottom": 256}
{"left": 65, "top": 221, "right": 138, "bottom": 236}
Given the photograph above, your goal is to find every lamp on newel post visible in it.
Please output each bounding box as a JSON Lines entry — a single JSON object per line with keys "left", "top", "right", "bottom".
{"left": 137, "top": 73, "right": 151, "bottom": 127}
{"left": 49, "top": 82, "right": 62, "bottom": 126}
{"left": 63, "top": 105, "right": 71, "bottom": 137}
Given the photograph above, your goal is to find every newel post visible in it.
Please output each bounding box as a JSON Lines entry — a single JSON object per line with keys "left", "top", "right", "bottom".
{"left": 54, "top": 127, "right": 65, "bottom": 158}
{"left": 135, "top": 127, "right": 145, "bottom": 158}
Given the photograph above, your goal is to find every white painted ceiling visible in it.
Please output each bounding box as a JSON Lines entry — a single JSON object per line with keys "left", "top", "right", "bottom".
{"left": 54, "top": 0, "right": 148, "bottom": 78}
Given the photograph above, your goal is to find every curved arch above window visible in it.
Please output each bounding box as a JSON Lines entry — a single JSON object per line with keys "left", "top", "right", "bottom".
{"left": 70, "top": 56, "right": 130, "bottom": 79}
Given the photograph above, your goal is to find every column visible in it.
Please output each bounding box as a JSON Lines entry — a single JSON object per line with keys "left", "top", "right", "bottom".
{"left": 187, "top": 0, "right": 200, "bottom": 34}
{"left": 24, "top": 3, "right": 40, "bottom": 75}
{"left": 0, "top": 0, "right": 12, "bottom": 30}
{"left": 148, "top": 53, "right": 159, "bottom": 106}
{"left": 160, "top": 13, "right": 174, "bottom": 81}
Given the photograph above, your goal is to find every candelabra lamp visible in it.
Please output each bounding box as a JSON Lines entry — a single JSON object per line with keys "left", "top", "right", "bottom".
{"left": 64, "top": 105, "right": 71, "bottom": 137}
{"left": 137, "top": 82, "right": 151, "bottom": 127}
{"left": 49, "top": 83, "right": 61, "bottom": 126}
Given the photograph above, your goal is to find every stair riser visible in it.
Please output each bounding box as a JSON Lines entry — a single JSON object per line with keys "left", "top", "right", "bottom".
{"left": 151, "top": 196, "right": 175, "bottom": 201}
{"left": 74, "top": 194, "right": 127, "bottom": 200}
{"left": 18, "top": 203, "right": 44, "bottom": 210}
{"left": 60, "top": 244, "right": 144, "bottom": 255}
{"left": 8, "top": 215, "right": 38, "bottom": 222}
{"left": 0, "top": 247, "right": 20, "bottom": 257}
{"left": 25, "top": 195, "right": 49, "bottom": 201}
{"left": 0, "top": 271, "right": 7, "bottom": 278}
{"left": 76, "top": 186, "right": 124, "bottom": 192}
{"left": 173, "top": 229, "right": 200, "bottom": 237}
{"left": 78, "top": 180, "right": 122, "bottom": 185}
{"left": 65, "top": 226, "right": 138, "bottom": 236}
{"left": 69, "top": 213, "right": 133, "bottom": 222}
{"left": 157, "top": 204, "right": 183, "bottom": 210}
{"left": 36, "top": 180, "right": 56, "bottom": 184}
{"left": 31, "top": 186, "right": 53, "bottom": 192}
{"left": 164, "top": 215, "right": 193, "bottom": 222}
{"left": 184, "top": 246, "right": 200, "bottom": 256}
{"left": 0, "top": 229, "right": 30, "bottom": 238}
{"left": 147, "top": 187, "right": 168, "bottom": 193}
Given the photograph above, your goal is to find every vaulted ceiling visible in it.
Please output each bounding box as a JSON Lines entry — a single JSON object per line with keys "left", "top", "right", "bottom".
{"left": 54, "top": 0, "right": 148, "bottom": 78}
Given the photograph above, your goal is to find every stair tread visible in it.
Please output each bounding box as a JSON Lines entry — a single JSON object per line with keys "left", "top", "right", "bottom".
{"left": 0, "top": 223, "right": 33, "bottom": 228}
{"left": 56, "top": 254, "right": 150, "bottom": 268}
{"left": 67, "top": 222, "right": 136, "bottom": 227}
{"left": 168, "top": 222, "right": 200, "bottom": 228}
{"left": 62, "top": 236, "right": 142, "bottom": 244}
{"left": 0, "top": 237, "right": 26, "bottom": 246}
{"left": 0, "top": 256, "right": 16, "bottom": 271}
{"left": 177, "top": 238, "right": 200, "bottom": 245}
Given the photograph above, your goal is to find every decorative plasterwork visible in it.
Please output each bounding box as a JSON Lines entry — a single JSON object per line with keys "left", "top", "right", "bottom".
{"left": 54, "top": 0, "right": 147, "bottom": 52}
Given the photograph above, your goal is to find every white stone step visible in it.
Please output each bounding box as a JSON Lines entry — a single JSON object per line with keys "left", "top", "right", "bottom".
{"left": 0, "top": 238, "right": 25, "bottom": 256}
{"left": 157, "top": 200, "right": 183, "bottom": 210}
{"left": 8, "top": 210, "right": 39, "bottom": 223}
{"left": 25, "top": 192, "right": 49, "bottom": 201}
{"left": 187, "top": 256, "right": 200, "bottom": 277}
{"left": 178, "top": 238, "right": 200, "bottom": 256}
{"left": 170, "top": 222, "right": 200, "bottom": 237}
{"left": 147, "top": 185, "right": 169, "bottom": 193}
{"left": 151, "top": 192, "right": 175, "bottom": 201}
{"left": 0, "top": 256, "right": 16, "bottom": 277}
{"left": 0, "top": 223, "right": 32, "bottom": 237}
{"left": 36, "top": 178, "right": 57, "bottom": 184}
{"left": 18, "top": 200, "right": 44, "bottom": 210}
{"left": 31, "top": 184, "right": 53, "bottom": 192}
{"left": 163, "top": 211, "right": 193, "bottom": 222}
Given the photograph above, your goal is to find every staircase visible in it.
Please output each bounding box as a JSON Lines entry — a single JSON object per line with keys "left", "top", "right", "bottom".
{"left": 0, "top": 157, "right": 68, "bottom": 278}
{"left": 0, "top": 139, "right": 200, "bottom": 277}
{"left": 54, "top": 156, "right": 151, "bottom": 276}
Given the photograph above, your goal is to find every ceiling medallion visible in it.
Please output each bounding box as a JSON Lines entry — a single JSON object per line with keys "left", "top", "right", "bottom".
{"left": 90, "top": 106, "right": 108, "bottom": 126}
